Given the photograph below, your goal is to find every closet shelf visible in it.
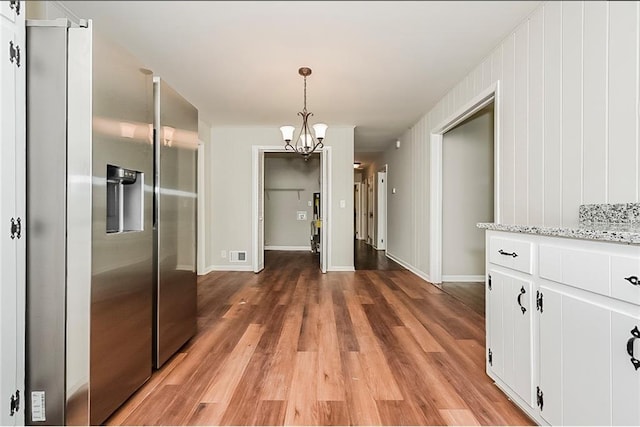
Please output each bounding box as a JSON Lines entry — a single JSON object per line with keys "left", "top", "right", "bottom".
{"left": 264, "top": 188, "right": 305, "bottom": 200}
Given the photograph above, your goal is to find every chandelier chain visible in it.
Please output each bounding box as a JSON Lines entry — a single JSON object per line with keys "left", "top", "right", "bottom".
{"left": 303, "top": 76, "right": 307, "bottom": 113}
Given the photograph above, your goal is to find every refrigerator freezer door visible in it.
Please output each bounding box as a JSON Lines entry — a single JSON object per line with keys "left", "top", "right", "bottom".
{"left": 89, "top": 30, "right": 154, "bottom": 426}
{"left": 153, "top": 78, "right": 198, "bottom": 368}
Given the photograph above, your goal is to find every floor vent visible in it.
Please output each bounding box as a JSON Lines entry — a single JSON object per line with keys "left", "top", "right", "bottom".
{"left": 229, "top": 250, "right": 247, "bottom": 262}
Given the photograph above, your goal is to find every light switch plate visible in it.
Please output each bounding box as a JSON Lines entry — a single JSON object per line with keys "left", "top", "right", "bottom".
{"left": 340, "top": 200, "right": 346, "bottom": 208}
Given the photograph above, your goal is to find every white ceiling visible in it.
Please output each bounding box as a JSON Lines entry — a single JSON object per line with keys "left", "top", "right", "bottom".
{"left": 60, "top": 1, "right": 540, "bottom": 152}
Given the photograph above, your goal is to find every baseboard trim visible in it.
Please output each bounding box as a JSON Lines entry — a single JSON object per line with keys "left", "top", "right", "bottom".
{"left": 198, "top": 265, "right": 215, "bottom": 276}
{"left": 207, "top": 265, "right": 254, "bottom": 272}
{"left": 176, "top": 264, "right": 196, "bottom": 272}
{"left": 441, "top": 275, "right": 485, "bottom": 282}
{"left": 265, "top": 245, "right": 311, "bottom": 251}
{"left": 386, "top": 252, "right": 433, "bottom": 284}
{"left": 328, "top": 266, "right": 356, "bottom": 272}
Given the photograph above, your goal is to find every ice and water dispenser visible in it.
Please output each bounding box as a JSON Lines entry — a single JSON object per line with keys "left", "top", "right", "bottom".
{"left": 106, "top": 165, "right": 144, "bottom": 233}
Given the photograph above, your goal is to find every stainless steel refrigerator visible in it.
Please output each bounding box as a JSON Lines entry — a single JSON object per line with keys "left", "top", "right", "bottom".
{"left": 152, "top": 78, "right": 198, "bottom": 368}
{"left": 26, "top": 19, "right": 154, "bottom": 425}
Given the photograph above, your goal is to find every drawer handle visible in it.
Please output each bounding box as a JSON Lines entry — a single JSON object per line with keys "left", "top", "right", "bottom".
{"left": 517, "top": 286, "right": 526, "bottom": 315}
{"left": 624, "top": 276, "right": 640, "bottom": 286}
{"left": 628, "top": 326, "right": 640, "bottom": 371}
{"left": 498, "top": 249, "right": 518, "bottom": 258}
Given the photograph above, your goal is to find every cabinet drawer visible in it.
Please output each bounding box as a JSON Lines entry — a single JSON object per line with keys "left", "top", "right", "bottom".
{"left": 610, "top": 256, "right": 640, "bottom": 305}
{"left": 489, "top": 236, "right": 533, "bottom": 274}
{"left": 539, "top": 245, "right": 610, "bottom": 297}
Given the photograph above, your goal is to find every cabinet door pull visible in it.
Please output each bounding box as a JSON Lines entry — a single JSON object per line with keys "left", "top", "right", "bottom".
{"left": 628, "top": 326, "right": 640, "bottom": 371}
{"left": 624, "top": 276, "right": 640, "bottom": 286}
{"left": 517, "top": 286, "right": 526, "bottom": 314}
{"left": 498, "top": 249, "right": 518, "bottom": 258}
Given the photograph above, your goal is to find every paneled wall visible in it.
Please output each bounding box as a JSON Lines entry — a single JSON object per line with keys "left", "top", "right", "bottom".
{"left": 380, "top": 0, "right": 640, "bottom": 280}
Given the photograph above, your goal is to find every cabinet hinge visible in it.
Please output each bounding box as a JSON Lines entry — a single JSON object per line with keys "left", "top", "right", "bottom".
{"left": 10, "top": 0, "right": 21, "bottom": 15}
{"left": 9, "top": 40, "right": 20, "bottom": 68}
{"left": 9, "top": 390, "right": 20, "bottom": 416}
{"left": 488, "top": 348, "right": 493, "bottom": 366}
{"left": 536, "top": 386, "right": 544, "bottom": 411}
{"left": 536, "top": 290, "right": 543, "bottom": 313}
{"left": 488, "top": 274, "right": 492, "bottom": 290}
{"left": 10, "top": 217, "right": 21, "bottom": 239}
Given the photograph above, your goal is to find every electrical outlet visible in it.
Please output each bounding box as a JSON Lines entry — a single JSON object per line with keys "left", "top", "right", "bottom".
{"left": 297, "top": 211, "right": 307, "bottom": 221}
{"left": 221, "top": 250, "right": 227, "bottom": 259}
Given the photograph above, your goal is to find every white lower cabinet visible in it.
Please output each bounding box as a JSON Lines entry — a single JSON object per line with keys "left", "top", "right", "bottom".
{"left": 487, "top": 269, "right": 534, "bottom": 406}
{"left": 485, "top": 230, "right": 640, "bottom": 426}
{"left": 539, "top": 286, "right": 640, "bottom": 425}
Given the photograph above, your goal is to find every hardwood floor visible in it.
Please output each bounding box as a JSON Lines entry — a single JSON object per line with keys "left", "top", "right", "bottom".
{"left": 354, "top": 239, "right": 403, "bottom": 270}
{"left": 106, "top": 251, "right": 532, "bottom": 426}
{"left": 440, "top": 282, "right": 485, "bottom": 316}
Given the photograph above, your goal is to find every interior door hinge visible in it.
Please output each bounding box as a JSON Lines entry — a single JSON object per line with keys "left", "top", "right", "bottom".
{"left": 536, "top": 386, "right": 544, "bottom": 411}
{"left": 488, "top": 274, "right": 492, "bottom": 290}
{"left": 10, "top": 217, "right": 21, "bottom": 239}
{"left": 536, "top": 290, "right": 543, "bottom": 313}
{"left": 488, "top": 348, "right": 493, "bottom": 366}
{"left": 9, "top": 390, "right": 20, "bottom": 416}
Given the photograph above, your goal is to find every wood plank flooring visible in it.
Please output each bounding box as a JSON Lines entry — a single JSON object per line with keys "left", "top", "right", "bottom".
{"left": 105, "top": 251, "right": 532, "bottom": 426}
{"left": 354, "top": 239, "right": 403, "bottom": 271}
{"left": 440, "top": 282, "right": 485, "bottom": 316}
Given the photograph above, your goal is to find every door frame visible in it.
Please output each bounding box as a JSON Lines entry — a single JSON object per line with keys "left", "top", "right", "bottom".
{"left": 252, "top": 146, "right": 331, "bottom": 273}
{"left": 429, "top": 81, "right": 501, "bottom": 284}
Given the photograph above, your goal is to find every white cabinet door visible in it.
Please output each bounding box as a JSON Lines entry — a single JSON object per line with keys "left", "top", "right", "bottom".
{"left": 487, "top": 269, "right": 534, "bottom": 406}
{"left": 487, "top": 269, "right": 505, "bottom": 378}
{"left": 0, "top": 0, "right": 18, "bottom": 23}
{"left": 0, "top": 3, "right": 24, "bottom": 425}
{"left": 539, "top": 286, "right": 639, "bottom": 426}
{"left": 611, "top": 312, "right": 640, "bottom": 426}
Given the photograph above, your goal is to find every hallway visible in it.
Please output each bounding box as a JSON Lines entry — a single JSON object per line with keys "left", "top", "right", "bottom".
{"left": 106, "top": 251, "right": 531, "bottom": 426}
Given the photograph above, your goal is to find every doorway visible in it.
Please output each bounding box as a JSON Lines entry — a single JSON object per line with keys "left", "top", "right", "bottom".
{"left": 429, "top": 82, "right": 500, "bottom": 284}
{"left": 252, "top": 146, "right": 330, "bottom": 273}
{"left": 440, "top": 104, "right": 494, "bottom": 315}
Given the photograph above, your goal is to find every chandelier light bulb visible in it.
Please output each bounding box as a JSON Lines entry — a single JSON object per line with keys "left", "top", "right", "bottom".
{"left": 280, "top": 126, "right": 295, "bottom": 142}
{"left": 313, "top": 123, "right": 328, "bottom": 141}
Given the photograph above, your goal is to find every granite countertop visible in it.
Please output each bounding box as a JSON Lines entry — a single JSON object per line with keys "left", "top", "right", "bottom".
{"left": 476, "top": 221, "right": 640, "bottom": 245}
{"left": 477, "top": 203, "right": 640, "bottom": 244}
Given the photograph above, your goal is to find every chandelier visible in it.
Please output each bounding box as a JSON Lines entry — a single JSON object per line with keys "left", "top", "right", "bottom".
{"left": 280, "top": 67, "right": 327, "bottom": 160}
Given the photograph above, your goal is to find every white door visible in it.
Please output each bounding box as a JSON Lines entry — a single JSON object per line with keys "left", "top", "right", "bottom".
{"left": 320, "top": 148, "right": 328, "bottom": 273}
{"left": 1, "top": 2, "right": 25, "bottom": 424}
{"left": 254, "top": 150, "right": 265, "bottom": 272}
{"left": 376, "top": 171, "right": 386, "bottom": 250}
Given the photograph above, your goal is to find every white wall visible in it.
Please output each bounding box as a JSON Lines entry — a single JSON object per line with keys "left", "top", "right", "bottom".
{"left": 442, "top": 107, "right": 494, "bottom": 278}
{"left": 205, "top": 126, "right": 354, "bottom": 272}
{"left": 264, "top": 154, "right": 319, "bottom": 249}
{"left": 379, "top": 0, "right": 640, "bottom": 281}
{"left": 197, "top": 119, "right": 211, "bottom": 274}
